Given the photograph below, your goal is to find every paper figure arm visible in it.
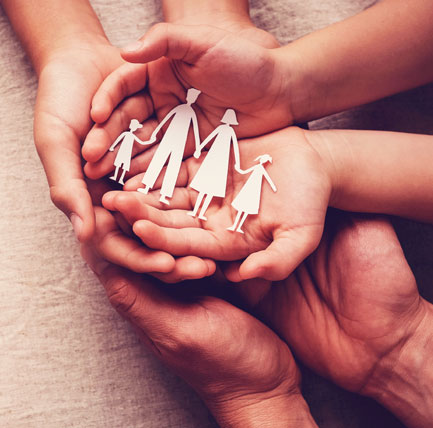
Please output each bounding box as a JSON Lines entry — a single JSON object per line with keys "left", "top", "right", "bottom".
{"left": 134, "top": 135, "right": 152, "bottom": 146}
{"left": 263, "top": 169, "right": 277, "bottom": 192}
{"left": 195, "top": 128, "right": 219, "bottom": 158}
{"left": 147, "top": 107, "right": 177, "bottom": 143}
{"left": 191, "top": 111, "right": 201, "bottom": 155}
{"left": 231, "top": 128, "right": 243, "bottom": 172}
{"left": 109, "top": 132, "right": 127, "bottom": 151}
{"left": 236, "top": 165, "right": 255, "bottom": 175}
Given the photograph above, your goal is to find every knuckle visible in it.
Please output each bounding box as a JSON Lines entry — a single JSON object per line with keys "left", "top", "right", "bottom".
{"left": 106, "top": 277, "right": 138, "bottom": 316}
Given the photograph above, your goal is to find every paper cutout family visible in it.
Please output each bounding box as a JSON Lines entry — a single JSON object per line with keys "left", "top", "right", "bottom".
{"left": 109, "top": 88, "right": 277, "bottom": 233}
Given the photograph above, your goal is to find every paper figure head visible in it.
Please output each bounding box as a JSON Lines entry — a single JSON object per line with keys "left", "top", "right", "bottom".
{"left": 186, "top": 88, "right": 201, "bottom": 104}
{"left": 221, "top": 109, "right": 239, "bottom": 125}
{"left": 255, "top": 154, "right": 273, "bottom": 165}
{"left": 129, "top": 119, "right": 143, "bottom": 132}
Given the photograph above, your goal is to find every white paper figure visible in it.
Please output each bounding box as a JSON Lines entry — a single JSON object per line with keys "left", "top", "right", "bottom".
{"left": 227, "top": 154, "right": 277, "bottom": 234}
{"left": 109, "top": 119, "right": 148, "bottom": 185}
{"left": 137, "top": 88, "right": 201, "bottom": 205}
{"left": 187, "top": 109, "right": 240, "bottom": 221}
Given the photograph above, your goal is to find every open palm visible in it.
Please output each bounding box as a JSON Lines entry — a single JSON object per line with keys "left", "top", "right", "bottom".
{"left": 102, "top": 127, "right": 331, "bottom": 281}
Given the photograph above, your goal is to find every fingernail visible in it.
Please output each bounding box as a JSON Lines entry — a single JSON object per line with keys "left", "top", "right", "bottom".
{"left": 122, "top": 40, "right": 143, "bottom": 52}
{"left": 70, "top": 213, "right": 83, "bottom": 241}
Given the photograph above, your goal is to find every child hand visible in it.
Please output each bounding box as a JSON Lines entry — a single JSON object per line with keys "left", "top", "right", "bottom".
{"left": 102, "top": 127, "right": 331, "bottom": 281}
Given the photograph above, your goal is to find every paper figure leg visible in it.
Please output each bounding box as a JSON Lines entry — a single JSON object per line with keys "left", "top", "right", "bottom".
{"left": 139, "top": 145, "right": 172, "bottom": 192}
{"left": 118, "top": 169, "right": 127, "bottom": 185}
{"left": 110, "top": 166, "right": 120, "bottom": 182}
{"left": 160, "top": 150, "right": 183, "bottom": 200}
{"left": 198, "top": 194, "right": 213, "bottom": 221}
{"left": 187, "top": 192, "right": 205, "bottom": 217}
{"left": 235, "top": 212, "right": 248, "bottom": 234}
{"left": 227, "top": 211, "right": 242, "bottom": 232}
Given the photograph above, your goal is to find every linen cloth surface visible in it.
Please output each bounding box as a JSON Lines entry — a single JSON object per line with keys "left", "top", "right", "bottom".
{"left": 1, "top": 1, "right": 432, "bottom": 427}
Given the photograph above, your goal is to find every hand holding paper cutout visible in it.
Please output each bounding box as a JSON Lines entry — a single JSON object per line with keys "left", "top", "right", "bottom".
{"left": 103, "top": 127, "right": 331, "bottom": 281}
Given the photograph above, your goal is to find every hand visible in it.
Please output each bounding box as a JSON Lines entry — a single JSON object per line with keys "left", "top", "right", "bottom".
{"left": 81, "top": 20, "right": 284, "bottom": 181}
{"left": 81, "top": 248, "right": 317, "bottom": 427}
{"left": 34, "top": 38, "right": 124, "bottom": 241}
{"left": 246, "top": 210, "right": 433, "bottom": 427}
{"left": 102, "top": 127, "right": 331, "bottom": 281}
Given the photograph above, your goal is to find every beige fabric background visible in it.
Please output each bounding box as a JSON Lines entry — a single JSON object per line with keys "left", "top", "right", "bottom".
{"left": 1, "top": 1, "right": 432, "bottom": 427}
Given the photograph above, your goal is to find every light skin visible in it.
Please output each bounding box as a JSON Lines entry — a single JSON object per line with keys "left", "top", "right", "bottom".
{"left": 101, "top": 125, "right": 433, "bottom": 281}
{"left": 83, "top": 0, "right": 433, "bottom": 180}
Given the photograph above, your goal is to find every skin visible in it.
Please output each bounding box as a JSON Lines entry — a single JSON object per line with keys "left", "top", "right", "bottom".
{"left": 102, "top": 127, "right": 330, "bottom": 282}
{"left": 84, "top": 206, "right": 433, "bottom": 428}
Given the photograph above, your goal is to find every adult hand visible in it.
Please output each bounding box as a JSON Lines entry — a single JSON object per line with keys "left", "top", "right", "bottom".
{"left": 248, "top": 211, "right": 433, "bottom": 427}
{"left": 81, "top": 248, "right": 317, "bottom": 428}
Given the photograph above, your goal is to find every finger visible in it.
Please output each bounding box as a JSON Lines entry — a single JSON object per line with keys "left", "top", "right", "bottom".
{"left": 91, "top": 63, "right": 148, "bottom": 123}
{"left": 121, "top": 22, "right": 225, "bottom": 65}
{"left": 133, "top": 219, "right": 224, "bottom": 258}
{"left": 239, "top": 226, "right": 323, "bottom": 281}
{"left": 34, "top": 112, "right": 95, "bottom": 242}
{"left": 83, "top": 92, "right": 154, "bottom": 164}
{"left": 152, "top": 257, "right": 216, "bottom": 284}
{"left": 103, "top": 191, "right": 198, "bottom": 227}
{"left": 92, "top": 206, "right": 175, "bottom": 273}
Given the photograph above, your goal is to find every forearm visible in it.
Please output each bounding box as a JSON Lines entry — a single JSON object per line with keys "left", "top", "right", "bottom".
{"left": 365, "top": 303, "right": 433, "bottom": 427}
{"left": 306, "top": 128, "right": 433, "bottom": 223}
{"left": 282, "top": 0, "right": 433, "bottom": 122}
{"left": 207, "top": 393, "right": 318, "bottom": 428}
{"left": 162, "top": 0, "right": 251, "bottom": 27}
{"left": 1, "top": 0, "right": 107, "bottom": 74}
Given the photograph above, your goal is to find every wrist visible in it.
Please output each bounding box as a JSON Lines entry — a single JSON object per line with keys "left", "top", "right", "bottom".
{"left": 364, "top": 301, "right": 433, "bottom": 428}
{"left": 206, "top": 391, "right": 317, "bottom": 428}
{"left": 162, "top": 0, "right": 251, "bottom": 29}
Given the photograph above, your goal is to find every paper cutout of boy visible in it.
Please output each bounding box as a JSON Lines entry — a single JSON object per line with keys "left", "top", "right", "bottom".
{"left": 137, "top": 88, "right": 201, "bottom": 205}
{"left": 109, "top": 119, "right": 146, "bottom": 185}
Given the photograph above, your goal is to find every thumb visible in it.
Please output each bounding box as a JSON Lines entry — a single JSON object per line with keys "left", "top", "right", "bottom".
{"left": 34, "top": 117, "right": 95, "bottom": 242}
{"left": 239, "top": 227, "right": 322, "bottom": 281}
{"left": 121, "top": 22, "right": 224, "bottom": 65}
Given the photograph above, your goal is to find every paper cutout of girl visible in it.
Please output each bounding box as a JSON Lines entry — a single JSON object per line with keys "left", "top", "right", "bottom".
{"left": 188, "top": 109, "right": 240, "bottom": 221}
{"left": 227, "top": 154, "right": 277, "bottom": 233}
{"left": 109, "top": 119, "right": 147, "bottom": 185}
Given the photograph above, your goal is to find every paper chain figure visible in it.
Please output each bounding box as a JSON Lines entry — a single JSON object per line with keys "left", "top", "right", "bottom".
{"left": 109, "top": 88, "right": 277, "bottom": 233}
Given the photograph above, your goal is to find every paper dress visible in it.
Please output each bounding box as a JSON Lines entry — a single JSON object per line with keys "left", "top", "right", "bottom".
{"left": 137, "top": 88, "right": 201, "bottom": 205}
{"left": 188, "top": 109, "right": 240, "bottom": 220}
{"left": 228, "top": 154, "right": 277, "bottom": 233}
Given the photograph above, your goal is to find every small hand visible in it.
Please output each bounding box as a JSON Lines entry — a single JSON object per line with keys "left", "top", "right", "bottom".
{"left": 102, "top": 127, "right": 330, "bottom": 281}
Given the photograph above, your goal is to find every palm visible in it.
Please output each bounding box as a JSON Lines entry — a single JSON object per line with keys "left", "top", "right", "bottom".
{"left": 250, "top": 211, "right": 426, "bottom": 393}
{"left": 110, "top": 127, "right": 330, "bottom": 280}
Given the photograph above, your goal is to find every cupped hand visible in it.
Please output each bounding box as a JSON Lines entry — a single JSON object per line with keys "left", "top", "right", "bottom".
{"left": 249, "top": 210, "right": 429, "bottom": 396}
{"left": 80, "top": 248, "right": 313, "bottom": 427}
{"left": 102, "top": 127, "right": 331, "bottom": 281}
{"left": 81, "top": 21, "right": 287, "bottom": 181}
{"left": 34, "top": 38, "right": 125, "bottom": 241}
